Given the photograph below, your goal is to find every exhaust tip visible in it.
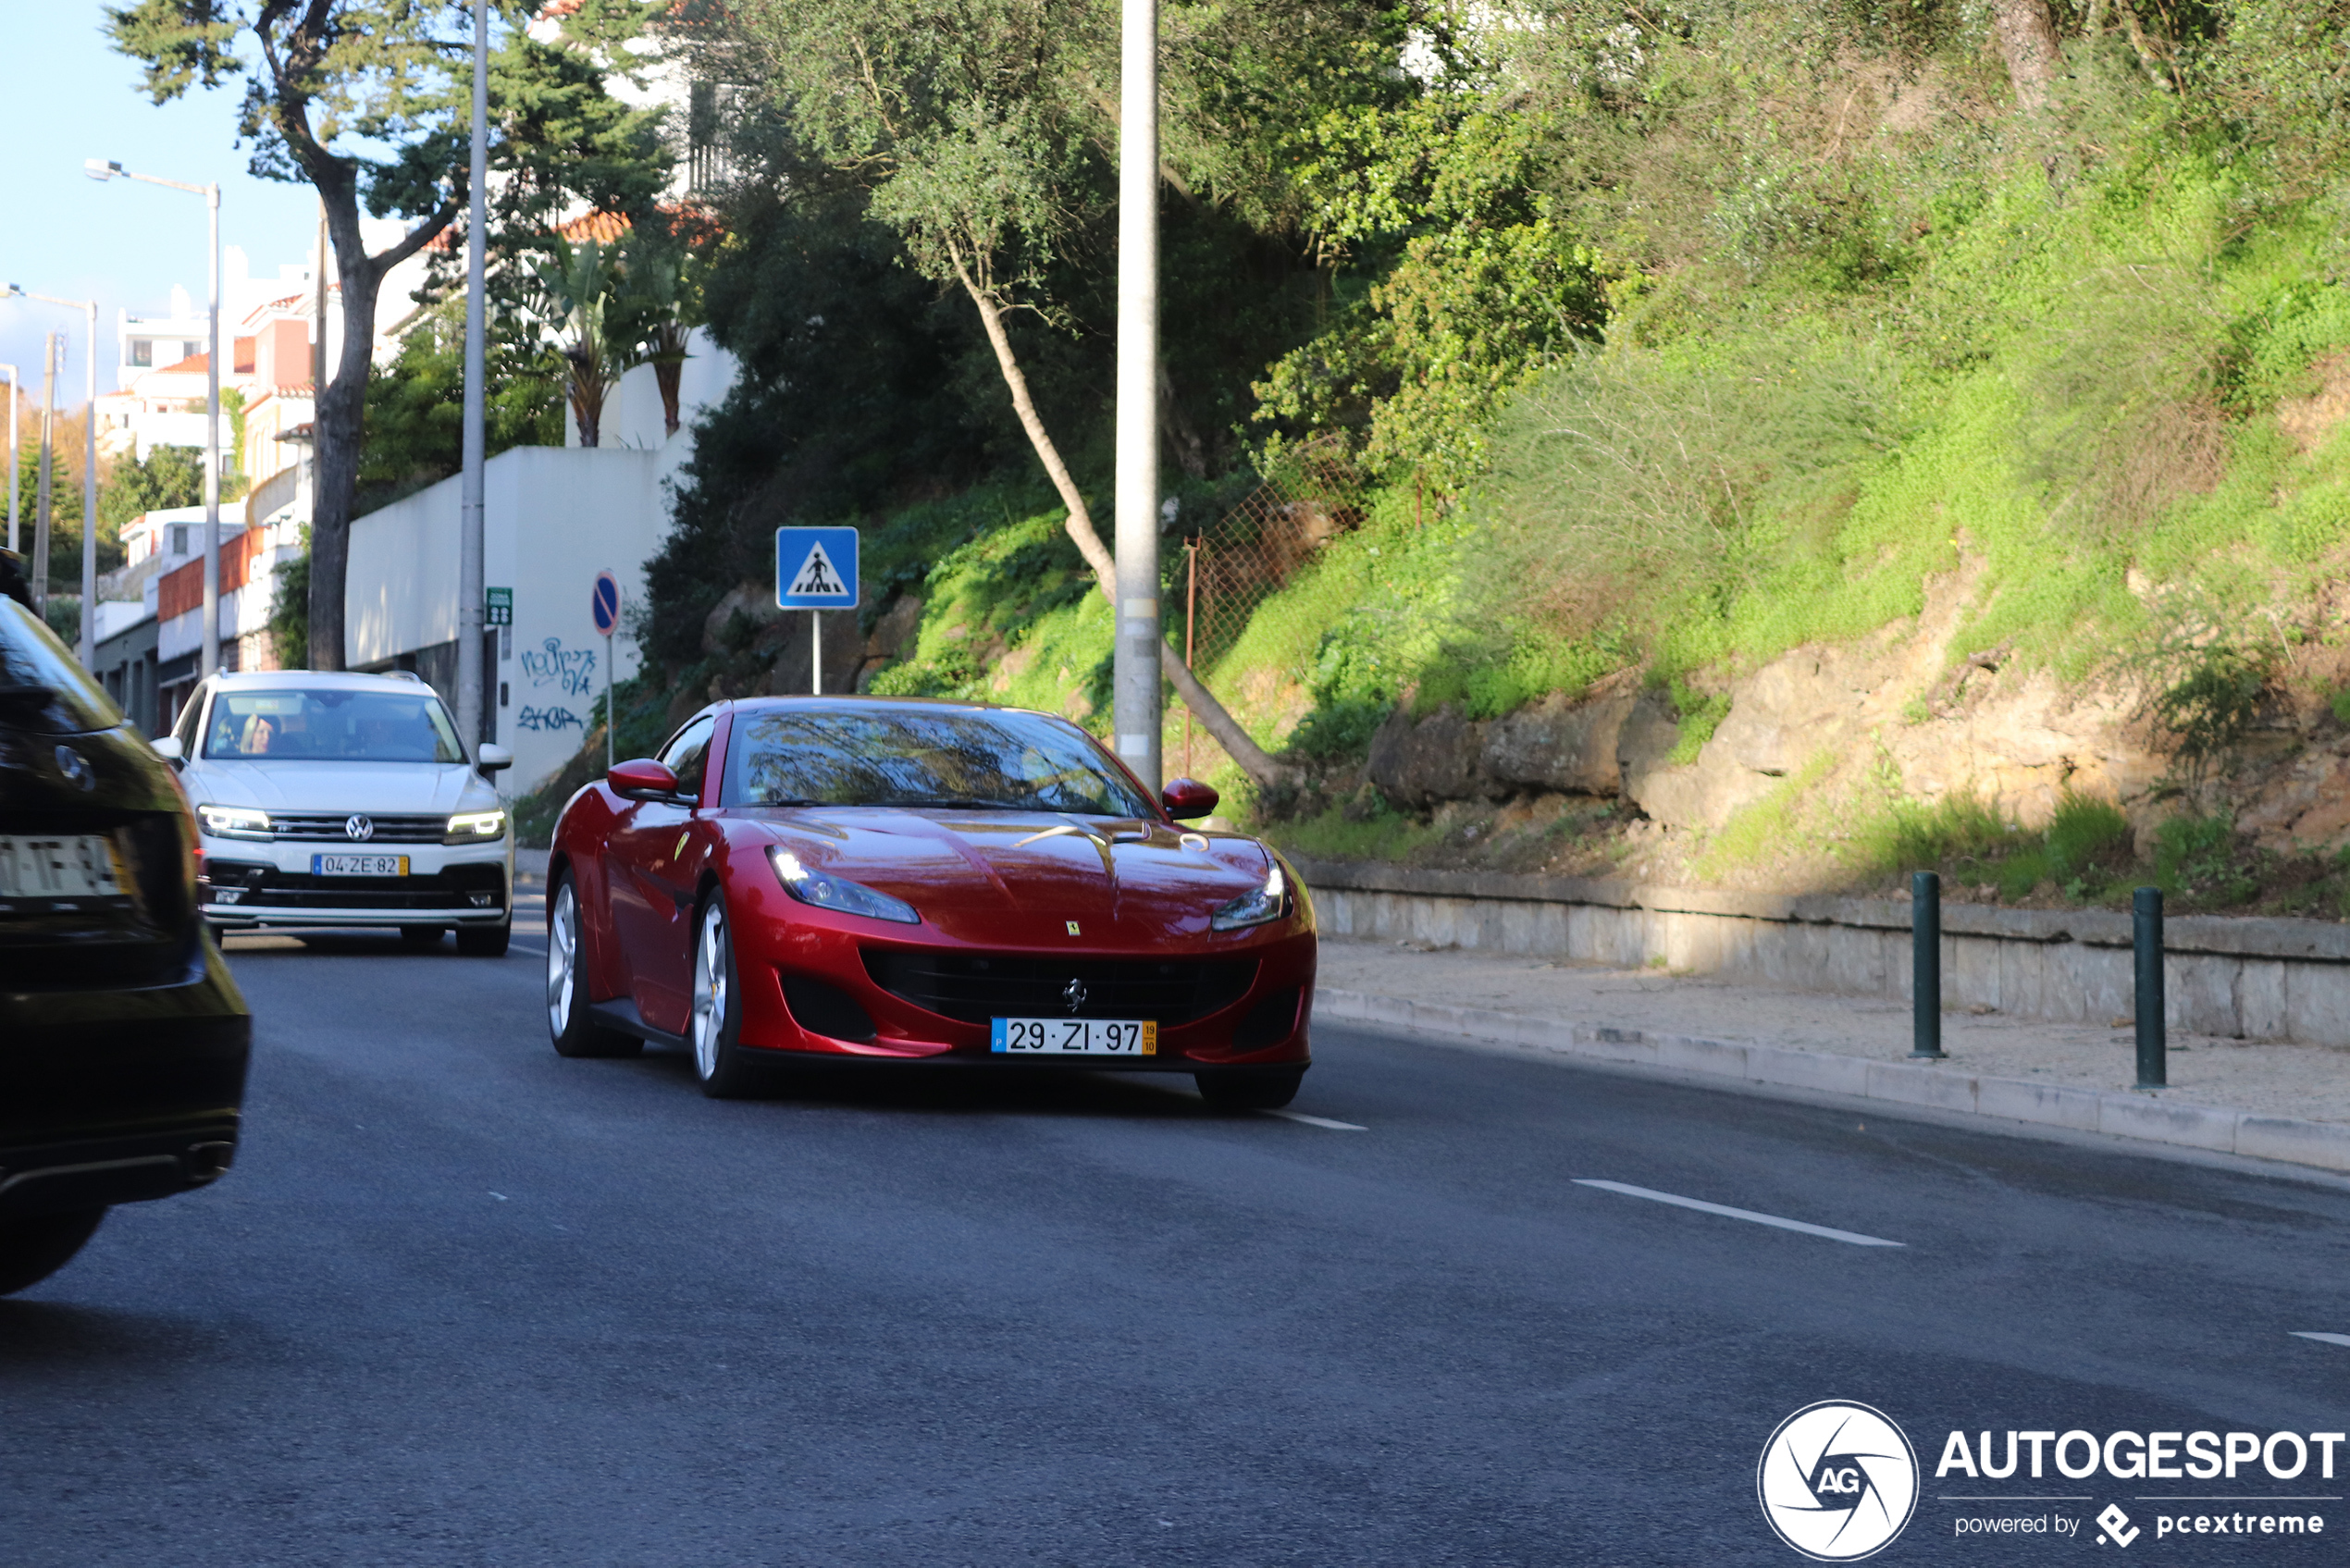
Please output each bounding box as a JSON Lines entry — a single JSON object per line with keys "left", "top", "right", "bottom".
{"left": 184, "top": 1142, "right": 236, "bottom": 1180}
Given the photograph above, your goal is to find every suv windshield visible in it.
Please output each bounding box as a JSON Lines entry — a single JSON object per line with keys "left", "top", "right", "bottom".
{"left": 204, "top": 687, "right": 466, "bottom": 763}
{"left": 727, "top": 706, "right": 1154, "bottom": 817}
{"left": 0, "top": 595, "right": 122, "bottom": 736}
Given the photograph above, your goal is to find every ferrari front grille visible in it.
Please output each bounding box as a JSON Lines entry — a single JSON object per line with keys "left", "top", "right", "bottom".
{"left": 862, "top": 950, "right": 1257, "bottom": 1026}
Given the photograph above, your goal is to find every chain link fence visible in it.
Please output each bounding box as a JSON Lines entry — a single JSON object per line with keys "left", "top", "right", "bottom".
{"left": 1178, "top": 444, "right": 1366, "bottom": 673}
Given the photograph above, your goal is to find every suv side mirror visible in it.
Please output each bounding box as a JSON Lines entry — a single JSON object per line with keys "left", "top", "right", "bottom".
{"left": 150, "top": 735, "right": 184, "bottom": 766}
{"left": 607, "top": 758, "right": 679, "bottom": 800}
{"left": 476, "top": 743, "right": 513, "bottom": 774}
{"left": 1161, "top": 777, "right": 1219, "bottom": 820}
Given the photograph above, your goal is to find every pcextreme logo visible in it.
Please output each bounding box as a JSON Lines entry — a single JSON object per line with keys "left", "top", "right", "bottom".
{"left": 1758, "top": 1401, "right": 1922, "bottom": 1562}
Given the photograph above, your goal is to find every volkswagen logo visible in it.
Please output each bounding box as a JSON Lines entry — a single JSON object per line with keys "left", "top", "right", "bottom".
{"left": 1757, "top": 1401, "right": 1918, "bottom": 1561}
{"left": 345, "top": 814, "right": 376, "bottom": 842}
{"left": 52, "top": 745, "right": 94, "bottom": 791}
{"left": 1061, "top": 978, "right": 1088, "bottom": 1014}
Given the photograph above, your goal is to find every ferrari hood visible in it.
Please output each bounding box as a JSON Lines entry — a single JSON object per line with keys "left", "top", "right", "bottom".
{"left": 749, "top": 808, "right": 1278, "bottom": 944}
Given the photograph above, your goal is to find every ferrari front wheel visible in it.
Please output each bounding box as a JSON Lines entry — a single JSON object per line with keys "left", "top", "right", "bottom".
{"left": 548, "top": 871, "right": 640, "bottom": 1059}
{"left": 690, "top": 892, "right": 761, "bottom": 1099}
{"left": 1194, "top": 1067, "right": 1306, "bottom": 1111}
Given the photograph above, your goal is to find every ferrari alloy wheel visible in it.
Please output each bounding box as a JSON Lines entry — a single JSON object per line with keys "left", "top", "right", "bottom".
{"left": 1194, "top": 1067, "right": 1306, "bottom": 1111}
{"left": 0, "top": 1207, "right": 106, "bottom": 1297}
{"left": 690, "top": 893, "right": 761, "bottom": 1098}
{"left": 547, "top": 872, "right": 639, "bottom": 1059}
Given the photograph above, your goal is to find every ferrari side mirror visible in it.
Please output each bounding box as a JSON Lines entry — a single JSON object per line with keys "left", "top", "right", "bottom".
{"left": 608, "top": 758, "right": 679, "bottom": 800}
{"left": 1162, "top": 777, "right": 1219, "bottom": 820}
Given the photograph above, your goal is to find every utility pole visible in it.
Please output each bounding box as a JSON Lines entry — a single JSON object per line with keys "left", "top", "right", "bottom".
{"left": 2, "top": 364, "right": 16, "bottom": 555}
{"left": 455, "top": 0, "right": 489, "bottom": 752}
{"left": 79, "top": 298, "right": 96, "bottom": 668}
{"left": 1110, "top": 0, "right": 1162, "bottom": 792}
{"left": 33, "top": 333, "right": 56, "bottom": 614}
{"left": 84, "top": 161, "right": 222, "bottom": 674}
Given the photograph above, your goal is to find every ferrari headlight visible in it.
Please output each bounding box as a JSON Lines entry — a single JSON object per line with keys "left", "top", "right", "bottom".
{"left": 1210, "top": 861, "right": 1288, "bottom": 931}
{"left": 196, "top": 804, "right": 272, "bottom": 841}
{"left": 444, "top": 809, "right": 508, "bottom": 845}
{"left": 768, "top": 847, "right": 920, "bottom": 924}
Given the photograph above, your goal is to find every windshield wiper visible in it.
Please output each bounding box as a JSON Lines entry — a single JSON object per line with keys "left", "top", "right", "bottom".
{"left": 890, "top": 797, "right": 1036, "bottom": 811}
{"left": 755, "top": 796, "right": 823, "bottom": 807}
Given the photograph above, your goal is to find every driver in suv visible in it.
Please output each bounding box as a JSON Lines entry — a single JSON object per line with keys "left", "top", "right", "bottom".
{"left": 159, "top": 671, "right": 516, "bottom": 955}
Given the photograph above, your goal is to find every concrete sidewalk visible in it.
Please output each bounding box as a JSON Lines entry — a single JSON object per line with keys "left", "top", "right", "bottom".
{"left": 1314, "top": 936, "right": 2350, "bottom": 1174}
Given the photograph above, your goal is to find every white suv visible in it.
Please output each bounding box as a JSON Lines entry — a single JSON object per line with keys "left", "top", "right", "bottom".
{"left": 156, "top": 671, "right": 516, "bottom": 955}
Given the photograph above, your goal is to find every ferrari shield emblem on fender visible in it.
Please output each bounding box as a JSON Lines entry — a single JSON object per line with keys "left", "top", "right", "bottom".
{"left": 1065, "top": 920, "right": 1081, "bottom": 935}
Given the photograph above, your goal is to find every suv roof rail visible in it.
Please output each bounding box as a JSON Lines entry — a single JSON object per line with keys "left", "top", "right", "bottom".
{"left": 384, "top": 670, "right": 425, "bottom": 683}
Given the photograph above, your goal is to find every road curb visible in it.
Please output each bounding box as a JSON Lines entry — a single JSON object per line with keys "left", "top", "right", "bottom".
{"left": 1316, "top": 988, "right": 2350, "bottom": 1175}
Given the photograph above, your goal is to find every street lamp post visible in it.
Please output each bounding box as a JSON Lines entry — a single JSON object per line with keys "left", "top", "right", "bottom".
{"left": 1111, "top": 0, "right": 1162, "bottom": 792}
{"left": 455, "top": 0, "right": 489, "bottom": 752}
{"left": 88, "top": 160, "right": 223, "bottom": 678}
{"left": 1, "top": 364, "right": 17, "bottom": 555}
{"left": 6, "top": 288, "right": 100, "bottom": 665}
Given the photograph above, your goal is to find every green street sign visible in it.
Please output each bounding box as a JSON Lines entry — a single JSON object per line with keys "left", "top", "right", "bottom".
{"left": 486, "top": 586, "right": 513, "bottom": 626}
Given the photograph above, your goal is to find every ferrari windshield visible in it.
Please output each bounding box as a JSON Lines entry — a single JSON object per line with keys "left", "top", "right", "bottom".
{"left": 204, "top": 687, "right": 467, "bottom": 763}
{"left": 726, "top": 705, "right": 1155, "bottom": 817}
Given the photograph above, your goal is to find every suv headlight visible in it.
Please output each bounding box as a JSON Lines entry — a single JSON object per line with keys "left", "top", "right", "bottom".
{"left": 768, "top": 847, "right": 920, "bottom": 924}
{"left": 196, "top": 804, "right": 272, "bottom": 841}
{"left": 444, "top": 809, "right": 508, "bottom": 846}
{"left": 1211, "top": 861, "right": 1289, "bottom": 931}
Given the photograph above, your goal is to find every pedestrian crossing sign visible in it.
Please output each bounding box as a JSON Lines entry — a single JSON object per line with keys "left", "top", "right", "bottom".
{"left": 775, "top": 526, "right": 860, "bottom": 609}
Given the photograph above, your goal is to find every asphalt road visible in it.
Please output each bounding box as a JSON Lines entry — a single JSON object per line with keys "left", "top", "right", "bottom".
{"left": 6, "top": 923, "right": 2350, "bottom": 1566}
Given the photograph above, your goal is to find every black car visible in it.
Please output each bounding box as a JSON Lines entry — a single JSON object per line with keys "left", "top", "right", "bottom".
{"left": 0, "top": 550, "right": 250, "bottom": 1296}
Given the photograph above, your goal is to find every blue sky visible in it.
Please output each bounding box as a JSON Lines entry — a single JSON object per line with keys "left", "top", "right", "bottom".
{"left": 0, "top": 6, "right": 322, "bottom": 405}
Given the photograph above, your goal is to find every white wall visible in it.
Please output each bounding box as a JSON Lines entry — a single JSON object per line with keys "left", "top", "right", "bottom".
{"left": 347, "top": 445, "right": 670, "bottom": 794}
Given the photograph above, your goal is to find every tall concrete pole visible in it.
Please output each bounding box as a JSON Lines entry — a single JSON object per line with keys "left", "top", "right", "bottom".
{"left": 203, "top": 182, "right": 221, "bottom": 676}
{"left": 456, "top": 0, "right": 489, "bottom": 752}
{"left": 3, "top": 364, "right": 16, "bottom": 555}
{"left": 80, "top": 297, "right": 97, "bottom": 668}
{"left": 1111, "top": 0, "right": 1162, "bottom": 793}
{"left": 34, "top": 334, "right": 55, "bottom": 613}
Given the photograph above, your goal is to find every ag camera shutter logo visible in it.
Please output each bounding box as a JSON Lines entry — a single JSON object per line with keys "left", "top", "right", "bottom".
{"left": 1758, "top": 1401, "right": 1920, "bottom": 1561}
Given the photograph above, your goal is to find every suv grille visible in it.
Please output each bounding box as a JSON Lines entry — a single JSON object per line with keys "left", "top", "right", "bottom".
{"left": 862, "top": 950, "right": 1256, "bottom": 1026}
{"left": 266, "top": 813, "right": 446, "bottom": 844}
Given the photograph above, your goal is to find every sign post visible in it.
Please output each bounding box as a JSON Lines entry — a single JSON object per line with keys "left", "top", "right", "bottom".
{"left": 591, "top": 571, "right": 621, "bottom": 772}
{"left": 774, "top": 526, "right": 860, "bottom": 695}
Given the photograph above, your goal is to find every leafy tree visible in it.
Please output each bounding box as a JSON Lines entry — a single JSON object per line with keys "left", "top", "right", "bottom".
{"left": 106, "top": 0, "right": 671, "bottom": 668}
{"left": 99, "top": 444, "right": 205, "bottom": 532}
{"left": 712, "top": 0, "right": 1372, "bottom": 785}
{"left": 529, "top": 237, "right": 634, "bottom": 448}
{"left": 357, "top": 296, "right": 563, "bottom": 515}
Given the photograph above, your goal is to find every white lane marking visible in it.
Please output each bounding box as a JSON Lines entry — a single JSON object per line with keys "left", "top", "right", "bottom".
{"left": 2293, "top": 1332, "right": 2350, "bottom": 1348}
{"left": 1573, "top": 1179, "right": 1904, "bottom": 1247}
{"left": 1265, "top": 1110, "right": 1366, "bottom": 1131}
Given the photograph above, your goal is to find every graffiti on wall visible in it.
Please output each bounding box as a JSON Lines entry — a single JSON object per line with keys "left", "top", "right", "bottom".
{"left": 515, "top": 706, "right": 585, "bottom": 734}
{"left": 519, "top": 636, "right": 598, "bottom": 698}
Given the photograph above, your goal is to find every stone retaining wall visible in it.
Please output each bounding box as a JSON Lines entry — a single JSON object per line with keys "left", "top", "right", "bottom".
{"left": 1292, "top": 859, "right": 2350, "bottom": 1048}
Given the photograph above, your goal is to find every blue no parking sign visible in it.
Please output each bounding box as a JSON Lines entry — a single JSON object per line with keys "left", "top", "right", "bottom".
{"left": 775, "top": 527, "right": 860, "bottom": 610}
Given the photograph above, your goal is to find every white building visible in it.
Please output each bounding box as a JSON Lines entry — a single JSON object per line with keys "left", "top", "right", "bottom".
{"left": 344, "top": 331, "right": 737, "bottom": 793}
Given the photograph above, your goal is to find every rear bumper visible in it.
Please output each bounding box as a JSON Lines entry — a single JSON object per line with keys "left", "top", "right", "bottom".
{"left": 0, "top": 947, "right": 251, "bottom": 1216}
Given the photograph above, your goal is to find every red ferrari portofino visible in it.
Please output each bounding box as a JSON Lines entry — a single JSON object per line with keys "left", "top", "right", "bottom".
{"left": 545, "top": 698, "right": 1315, "bottom": 1105}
